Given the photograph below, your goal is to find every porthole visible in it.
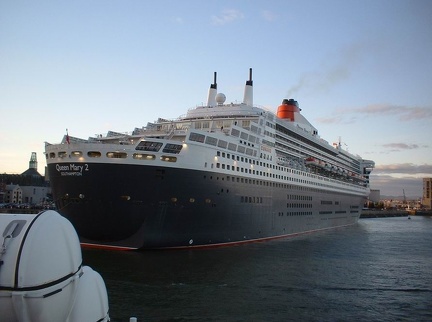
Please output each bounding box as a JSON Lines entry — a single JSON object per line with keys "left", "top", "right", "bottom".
{"left": 88, "top": 151, "right": 102, "bottom": 158}
{"left": 161, "top": 156, "right": 177, "bottom": 162}
{"left": 133, "top": 153, "right": 155, "bottom": 160}
{"left": 71, "top": 151, "right": 82, "bottom": 157}
{"left": 107, "top": 152, "right": 127, "bottom": 158}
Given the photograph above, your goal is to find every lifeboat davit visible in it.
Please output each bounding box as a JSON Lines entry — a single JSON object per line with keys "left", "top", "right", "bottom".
{"left": 277, "top": 99, "right": 300, "bottom": 121}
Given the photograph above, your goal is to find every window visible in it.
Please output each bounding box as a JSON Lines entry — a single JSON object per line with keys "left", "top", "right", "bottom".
{"left": 205, "top": 136, "right": 217, "bottom": 146}
{"left": 87, "top": 151, "right": 101, "bottom": 158}
{"left": 71, "top": 151, "right": 82, "bottom": 157}
{"left": 161, "top": 156, "right": 177, "bottom": 162}
{"left": 136, "top": 141, "right": 163, "bottom": 152}
{"left": 228, "top": 143, "right": 237, "bottom": 151}
{"left": 107, "top": 152, "right": 127, "bottom": 158}
{"left": 190, "top": 132, "right": 205, "bottom": 143}
{"left": 133, "top": 153, "right": 155, "bottom": 160}
{"left": 231, "top": 128, "right": 240, "bottom": 137}
{"left": 163, "top": 143, "right": 183, "bottom": 154}
{"left": 218, "top": 140, "right": 228, "bottom": 148}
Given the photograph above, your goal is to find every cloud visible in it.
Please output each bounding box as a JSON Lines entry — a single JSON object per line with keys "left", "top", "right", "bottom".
{"left": 317, "top": 104, "right": 432, "bottom": 125}
{"left": 369, "top": 174, "right": 424, "bottom": 198}
{"left": 315, "top": 116, "right": 343, "bottom": 124}
{"left": 211, "top": 9, "right": 244, "bottom": 25}
{"left": 371, "top": 162, "right": 432, "bottom": 197}
{"left": 373, "top": 163, "right": 432, "bottom": 175}
{"left": 352, "top": 104, "right": 432, "bottom": 121}
{"left": 382, "top": 143, "right": 419, "bottom": 150}
{"left": 315, "top": 115, "right": 357, "bottom": 124}
{"left": 286, "top": 42, "right": 365, "bottom": 97}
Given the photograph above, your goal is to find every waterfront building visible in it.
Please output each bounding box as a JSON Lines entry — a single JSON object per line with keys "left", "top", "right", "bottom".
{"left": 422, "top": 178, "right": 432, "bottom": 209}
{"left": 0, "top": 152, "right": 51, "bottom": 206}
{"left": 3, "top": 184, "right": 22, "bottom": 204}
{"left": 369, "top": 189, "right": 380, "bottom": 203}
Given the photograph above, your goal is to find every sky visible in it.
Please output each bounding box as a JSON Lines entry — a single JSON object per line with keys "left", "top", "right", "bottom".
{"left": 1, "top": 0, "right": 431, "bottom": 198}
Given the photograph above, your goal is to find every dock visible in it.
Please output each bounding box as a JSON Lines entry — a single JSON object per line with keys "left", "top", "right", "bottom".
{"left": 361, "top": 209, "right": 432, "bottom": 218}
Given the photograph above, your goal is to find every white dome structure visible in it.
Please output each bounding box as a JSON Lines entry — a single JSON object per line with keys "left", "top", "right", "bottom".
{"left": 0, "top": 211, "right": 109, "bottom": 322}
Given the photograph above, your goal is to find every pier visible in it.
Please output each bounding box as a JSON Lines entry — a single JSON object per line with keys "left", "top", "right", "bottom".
{"left": 360, "top": 209, "right": 432, "bottom": 218}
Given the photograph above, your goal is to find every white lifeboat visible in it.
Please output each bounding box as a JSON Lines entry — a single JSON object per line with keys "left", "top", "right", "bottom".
{"left": 0, "top": 210, "right": 110, "bottom": 322}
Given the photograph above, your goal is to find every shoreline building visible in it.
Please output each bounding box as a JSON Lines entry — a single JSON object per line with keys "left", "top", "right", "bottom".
{"left": 423, "top": 178, "right": 432, "bottom": 209}
{"left": 3, "top": 184, "right": 22, "bottom": 204}
{"left": 0, "top": 153, "right": 51, "bottom": 205}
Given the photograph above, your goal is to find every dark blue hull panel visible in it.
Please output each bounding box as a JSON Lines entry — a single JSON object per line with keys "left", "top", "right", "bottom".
{"left": 48, "top": 163, "right": 363, "bottom": 249}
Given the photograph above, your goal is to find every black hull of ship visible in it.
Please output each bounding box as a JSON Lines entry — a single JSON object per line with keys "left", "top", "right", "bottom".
{"left": 48, "top": 162, "right": 364, "bottom": 250}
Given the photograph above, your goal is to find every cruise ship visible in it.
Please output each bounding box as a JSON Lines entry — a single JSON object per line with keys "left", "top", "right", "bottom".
{"left": 45, "top": 69, "right": 374, "bottom": 250}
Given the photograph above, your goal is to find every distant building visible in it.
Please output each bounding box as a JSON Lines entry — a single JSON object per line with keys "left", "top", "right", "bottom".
{"left": 369, "top": 189, "right": 380, "bottom": 203}
{"left": 4, "top": 184, "right": 22, "bottom": 204}
{"left": 422, "top": 178, "right": 432, "bottom": 209}
{"left": 0, "top": 152, "right": 51, "bottom": 205}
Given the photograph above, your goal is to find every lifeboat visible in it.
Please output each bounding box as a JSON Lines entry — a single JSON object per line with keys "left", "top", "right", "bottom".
{"left": 305, "top": 157, "right": 316, "bottom": 165}
{"left": 0, "top": 211, "right": 110, "bottom": 322}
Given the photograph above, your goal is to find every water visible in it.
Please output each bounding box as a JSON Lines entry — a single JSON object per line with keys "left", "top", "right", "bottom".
{"left": 82, "top": 216, "right": 432, "bottom": 321}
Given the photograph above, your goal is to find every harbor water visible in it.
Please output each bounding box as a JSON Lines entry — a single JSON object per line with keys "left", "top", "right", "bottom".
{"left": 82, "top": 216, "right": 432, "bottom": 321}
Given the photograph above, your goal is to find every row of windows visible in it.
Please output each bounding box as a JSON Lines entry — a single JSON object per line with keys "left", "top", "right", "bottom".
{"left": 288, "top": 195, "right": 312, "bottom": 201}
{"left": 189, "top": 132, "right": 258, "bottom": 157}
{"left": 203, "top": 174, "right": 358, "bottom": 199}
{"left": 217, "top": 148, "right": 355, "bottom": 186}
{"left": 278, "top": 211, "right": 313, "bottom": 216}
{"left": 215, "top": 162, "right": 359, "bottom": 191}
{"left": 321, "top": 200, "right": 333, "bottom": 205}
{"left": 47, "top": 141, "right": 183, "bottom": 162}
{"left": 286, "top": 212, "right": 313, "bottom": 216}
{"left": 202, "top": 175, "right": 361, "bottom": 211}
{"left": 240, "top": 196, "right": 263, "bottom": 203}
{"left": 216, "top": 151, "right": 273, "bottom": 165}
{"left": 135, "top": 141, "right": 183, "bottom": 154}
{"left": 215, "top": 149, "right": 365, "bottom": 194}
{"left": 193, "top": 119, "right": 252, "bottom": 131}
{"left": 169, "top": 197, "right": 212, "bottom": 204}
{"left": 276, "top": 124, "right": 359, "bottom": 169}
{"left": 46, "top": 151, "right": 177, "bottom": 162}
{"left": 136, "top": 141, "right": 163, "bottom": 152}
{"left": 287, "top": 203, "right": 312, "bottom": 208}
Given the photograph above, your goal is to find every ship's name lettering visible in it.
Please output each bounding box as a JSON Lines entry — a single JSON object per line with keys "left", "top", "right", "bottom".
{"left": 56, "top": 164, "right": 89, "bottom": 173}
